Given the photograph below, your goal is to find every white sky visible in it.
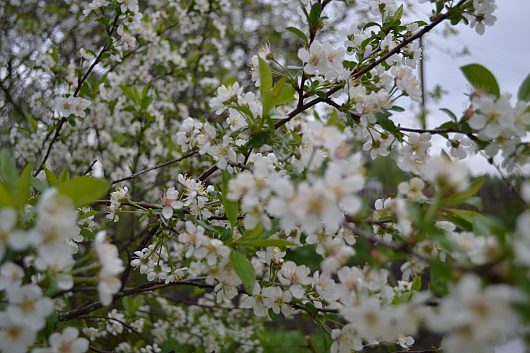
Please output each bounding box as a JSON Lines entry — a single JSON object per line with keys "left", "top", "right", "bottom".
{"left": 422, "top": 0, "right": 530, "bottom": 176}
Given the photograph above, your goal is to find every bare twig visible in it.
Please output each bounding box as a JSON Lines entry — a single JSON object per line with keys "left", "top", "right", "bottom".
{"left": 111, "top": 150, "right": 198, "bottom": 185}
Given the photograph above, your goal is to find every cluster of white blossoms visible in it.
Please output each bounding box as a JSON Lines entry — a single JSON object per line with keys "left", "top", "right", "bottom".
{"left": 175, "top": 116, "right": 244, "bottom": 169}
{"left": 468, "top": 92, "right": 530, "bottom": 170}
{"left": 34, "top": 327, "right": 89, "bottom": 353}
{"left": 54, "top": 96, "right": 91, "bottom": 118}
{"left": 465, "top": 0, "right": 497, "bottom": 35}
{"left": 0, "top": 190, "right": 95, "bottom": 352}
{"left": 106, "top": 186, "right": 128, "bottom": 222}
{"left": 298, "top": 42, "right": 348, "bottom": 80}
{"left": 95, "top": 231, "right": 124, "bottom": 305}
{"left": 7, "top": 0, "right": 530, "bottom": 352}
{"left": 161, "top": 174, "right": 214, "bottom": 219}
{"left": 227, "top": 122, "right": 365, "bottom": 235}
{"left": 397, "top": 132, "right": 432, "bottom": 174}
{"left": 428, "top": 275, "right": 521, "bottom": 353}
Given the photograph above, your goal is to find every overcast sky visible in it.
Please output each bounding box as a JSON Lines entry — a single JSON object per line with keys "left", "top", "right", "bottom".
{"left": 421, "top": 0, "right": 530, "bottom": 176}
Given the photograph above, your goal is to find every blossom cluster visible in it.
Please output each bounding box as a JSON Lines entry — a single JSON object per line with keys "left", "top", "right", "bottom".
{"left": 3, "top": 0, "right": 530, "bottom": 352}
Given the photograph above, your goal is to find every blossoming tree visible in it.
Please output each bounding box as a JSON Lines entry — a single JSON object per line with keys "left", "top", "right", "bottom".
{"left": 1, "top": 0, "right": 529, "bottom": 352}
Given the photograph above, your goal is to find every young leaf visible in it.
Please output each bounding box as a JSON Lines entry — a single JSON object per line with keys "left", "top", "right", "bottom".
{"left": 17, "top": 163, "right": 32, "bottom": 209}
{"left": 258, "top": 57, "right": 272, "bottom": 94}
{"left": 0, "top": 182, "right": 16, "bottom": 208}
{"left": 286, "top": 26, "right": 308, "bottom": 45}
{"left": 0, "top": 149, "right": 18, "bottom": 191}
{"left": 439, "top": 108, "right": 458, "bottom": 122}
{"left": 441, "top": 175, "right": 487, "bottom": 206}
{"left": 229, "top": 250, "right": 256, "bottom": 293}
{"left": 43, "top": 166, "right": 59, "bottom": 187}
{"left": 221, "top": 171, "right": 240, "bottom": 229}
{"left": 518, "top": 73, "right": 530, "bottom": 102}
{"left": 57, "top": 176, "right": 110, "bottom": 207}
{"left": 460, "top": 64, "right": 500, "bottom": 98}
{"left": 272, "top": 82, "right": 296, "bottom": 107}
{"left": 259, "top": 58, "right": 273, "bottom": 116}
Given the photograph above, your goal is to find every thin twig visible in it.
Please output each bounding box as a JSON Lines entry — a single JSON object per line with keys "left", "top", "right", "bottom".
{"left": 83, "top": 160, "right": 98, "bottom": 175}
{"left": 111, "top": 150, "right": 198, "bottom": 184}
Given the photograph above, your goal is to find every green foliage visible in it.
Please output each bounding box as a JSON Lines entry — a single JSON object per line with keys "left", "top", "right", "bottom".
{"left": 286, "top": 26, "right": 308, "bottom": 46}
{"left": 518, "top": 72, "right": 530, "bottom": 102}
{"left": 460, "top": 63, "right": 500, "bottom": 98}
{"left": 221, "top": 171, "right": 240, "bottom": 229}
{"left": 0, "top": 150, "right": 33, "bottom": 209}
{"left": 57, "top": 176, "right": 110, "bottom": 207}
{"left": 229, "top": 250, "right": 256, "bottom": 293}
{"left": 441, "top": 176, "right": 487, "bottom": 206}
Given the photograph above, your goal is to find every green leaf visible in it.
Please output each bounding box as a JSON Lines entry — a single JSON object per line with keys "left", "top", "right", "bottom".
{"left": 17, "top": 163, "right": 32, "bottom": 209}
{"left": 43, "top": 166, "right": 58, "bottom": 187}
{"left": 221, "top": 171, "right": 239, "bottom": 229}
{"left": 57, "top": 176, "right": 110, "bottom": 207}
{"left": 259, "top": 58, "right": 273, "bottom": 116}
{"left": 442, "top": 176, "right": 487, "bottom": 206}
{"left": 460, "top": 64, "right": 500, "bottom": 98}
{"left": 30, "top": 177, "right": 47, "bottom": 193}
{"left": 229, "top": 250, "right": 256, "bottom": 293}
{"left": 120, "top": 85, "right": 140, "bottom": 104}
{"left": 307, "top": 3, "right": 322, "bottom": 31}
{"left": 58, "top": 168, "right": 70, "bottom": 184}
{"left": 375, "top": 111, "right": 402, "bottom": 137}
{"left": 248, "top": 131, "right": 273, "bottom": 148}
{"left": 0, "top": 149, "right": 18, "bottom": 191}
{"left": 0, "top": 182, "right": 16, "bottom": 208}
{"left": 259, "top": 57, "right": 272, "bottom": 94}
{"left": 412, "top": 276, "right": 422, "bottom": 291}
{"left": 286, "top": 26, "right": 308, "bottom": 45}
{"left": 239, "top": 239, "right": 294, "bottom": 248}
{"left": 80, "top": 227, "right": 95, "bottom": 240}
{"left": 517, "top": 73, "right": 530, "bottom": 102}
{"left": 271, "top": 80, "right": 296, "bottom": 107}
{"left": 439, "top": 108, "right": 458, "bottom": 122}
{"left": 237, "top": 225, "right": 263, "bottom": 242}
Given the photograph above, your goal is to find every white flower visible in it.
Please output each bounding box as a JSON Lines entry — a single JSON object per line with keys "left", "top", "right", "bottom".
{"left": 469, "top": 94, "right": 514, "bottom": 139}
{"left": 240, "top": 283, "right": 268, "bottom": 317}
{"left": 263, "top": 286, "right": 294, "bottom": 317}
{"left": 446, "top": 134, "right": 477, "bottom": 159}
{"left": 6, "top": 284, "right": 54, "bottom": 331}
{"left": 397, "top": 177, "right": 425, "bottom": 200}
{"left": 0, "top": 311, "right": 37, "bottom": 353}
{"left": 330, "top": 324, "right": 363, "bottom": 353}
{"left": 106, "top": 309, "right": 125, "bottom": 335}
{"left": 117, "top": 0, "right": 139, "bottom": 13}
{"left": 95, "top": 231, "right": 124, "bottom": 306}
{"left": 290, "top": 181, "right": 343, "bottom": 234}
{"left": 161, "top": 187, "right": 180, "bottom": 219}
{"left": 428, "top": 275, "right": 521, "bottom": 353}
{"left": 298, "top": 42, "right": 325, "bottom": 75}
{"left": 33, "top": 327, "right": 89, "bottom": 353}
{"left": 278, "top": 261, "right": 312, "bottom": 299}
{"left": 194, "top": 238, "right": 230, "bottom": 266}
{"left": 0, "top": 262, "right": 24, "bottom": 290}
{"left": 341, "top": 296, "right": 388, "bottom": 343}
{"left": 421, "top": 156, "right": 469, "bottom": 192}
{"left": 392, "top": 66, "right": 421, "bottom": 102}
{"left": 209, "top": 83, "right": 242, "bottom": 115}
{"left": 54, "top": 96, "right": 91, "bottom": 118}
{"left": 106, "top": 186, "right": 129, "bottom": 222}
